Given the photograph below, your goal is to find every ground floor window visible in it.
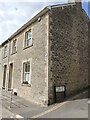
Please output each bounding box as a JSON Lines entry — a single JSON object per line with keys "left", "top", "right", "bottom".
{"left": 23, "top": 62, "right": 30, "bottom": 84}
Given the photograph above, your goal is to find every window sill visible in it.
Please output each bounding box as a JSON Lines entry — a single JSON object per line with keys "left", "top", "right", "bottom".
{"left": 11, "top": 51, "right": 17, "bottom": 55}
{"left": 23, "top": 43, "right": 33, "bottom": 50}
{"left": 3, "top": 56, "right": 7, "bottom": 59}
{"left": 21, "top": 83, "right": 31, "bottom": 87}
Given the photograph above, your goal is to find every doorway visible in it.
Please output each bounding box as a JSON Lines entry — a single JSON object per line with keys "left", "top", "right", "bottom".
{"left": 8, "top": 63, "right": 13, "bottom": 91}
{"left": 3, "top": 65, "right": 7, "bottom": 89}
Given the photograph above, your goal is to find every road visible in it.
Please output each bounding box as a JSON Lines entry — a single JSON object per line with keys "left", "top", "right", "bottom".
{"left": 32, "top": 90, "right": 88, "bottom": 118}
{"left": 1, "top": 89, "right": 89, "bottom": 119}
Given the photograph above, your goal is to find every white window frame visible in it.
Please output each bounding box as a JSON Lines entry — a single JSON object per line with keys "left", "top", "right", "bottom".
{"left": 4, "top": 46, "right": 7, "bottom": 58}
{"left": 23, "top": 62, "right": 30, "bottom": 83}
{"left": 21, "top": 59, "right": 32, "bottom": 86}
{"left": 12, "top": 39, "right": 17, "bottom": 53}
{"left": 25, "top": 29, "right": 31, "bottom": 47}
{"left": 22, "top": 61, "right": 31, "bottom": 85}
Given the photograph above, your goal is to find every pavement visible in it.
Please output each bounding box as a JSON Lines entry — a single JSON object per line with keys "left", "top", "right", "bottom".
{"left": 1, "top": 88, "right": 89, "bottom": 119}
{"left": 1, "top": 90, "right": 50, "bottom": 118}
{"left": 0, "top": 90, "right": 2, "bottom": 120}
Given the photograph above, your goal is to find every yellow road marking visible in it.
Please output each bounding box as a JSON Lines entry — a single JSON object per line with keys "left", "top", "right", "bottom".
{"left": 32, "top": 90, "right": 88, "bottom": 118}
{"left": 31, "top": 101, "right": 69, "bottom": 118}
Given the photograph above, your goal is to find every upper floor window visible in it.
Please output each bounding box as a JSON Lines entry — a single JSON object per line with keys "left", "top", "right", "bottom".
{"left": 25, "top": 30, "right": 31, "bottom": 47}
{"left": 4, "top": 46, "right": 7, "bottom": 58}
{"left": 12, "top": 39, "right": 17, "bottom": 53}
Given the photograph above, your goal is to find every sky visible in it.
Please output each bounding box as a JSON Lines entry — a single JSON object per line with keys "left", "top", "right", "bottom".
{"left": 0, "top": 0, "right": 89, "bottom": 45}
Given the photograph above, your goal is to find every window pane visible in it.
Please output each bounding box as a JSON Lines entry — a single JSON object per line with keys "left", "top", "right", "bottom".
{"left": 27, "top": 40, "right": 29, "bottom": 46}
{"left": 28, "top": 31, "right": 31, "bottom": 39}
{"left": 25, "top": 63, "right": 30, "bottom": 72}
{"left": 25, "top": 64, "right": 27, "bottom": 72}
{"left": 13, "top": 40, "right": 17, "bottom": 52}
{"left": 14, "top": 41, "right": 16, "bottom": 47}
{"left": 27, "top": 63, "right": 30, "bottom": 72}
{"left": 23, "top": 62, "right": 30, "bottom": 83}
{"left": 25, "top": 33, "right": 28, "bottom": 40}
{"left": 27, "top": 39, "right": 31, "bottom": 46}
{"left": 25, "top": 73, "right": 30, "bottom": 82}
{"left": 4, "top": 46, "right": 7, "bottom": 57}
{"left": 25, "top": 30, "right": 31, "bottom": 47}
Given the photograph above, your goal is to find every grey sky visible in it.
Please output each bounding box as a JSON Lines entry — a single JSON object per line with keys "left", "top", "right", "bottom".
{"left": 0, "top": 0, "right": 89, "bottom": 44}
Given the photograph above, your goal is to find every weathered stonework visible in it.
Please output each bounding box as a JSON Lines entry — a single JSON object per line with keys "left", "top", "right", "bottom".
{"left": 1, "top": 13, "right": 49, "bottom": 105}
{"left": 48, "top": 4, "right": 88, "bottom": 104}
{"left": 0, "top": 3, "right": 89, "bottom": 105}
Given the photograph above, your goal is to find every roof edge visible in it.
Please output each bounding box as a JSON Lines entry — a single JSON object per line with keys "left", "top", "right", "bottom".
{"left": 1, "top": 3, "right": 77, "bottom": 46}
{"left": 1, "top": 7, "right": 49, "bottom": 46}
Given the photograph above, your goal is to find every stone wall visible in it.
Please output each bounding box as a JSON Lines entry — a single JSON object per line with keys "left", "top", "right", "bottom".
{"left": 1, "top": 13, "right": 49, "bottom": 105}
{"left": 1, "top": 4, "right": 89, "bottom": 106}
{"left": 48, "top": 5, "right": 88, "bottom": 104}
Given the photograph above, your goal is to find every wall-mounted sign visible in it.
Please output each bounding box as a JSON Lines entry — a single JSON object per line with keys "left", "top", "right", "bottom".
{"left": 56, "top": 86, "right": 65, "bottom": 92}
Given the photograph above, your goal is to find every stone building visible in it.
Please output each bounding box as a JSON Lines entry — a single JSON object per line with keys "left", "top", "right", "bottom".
{"left": 0, "top": 0, "right": 89, "bottom": 105}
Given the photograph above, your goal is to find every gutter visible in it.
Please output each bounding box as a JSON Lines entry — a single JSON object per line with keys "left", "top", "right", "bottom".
{"left": 1, "top": 2, "right": 77, "bottom": 47}
{"left": 1, "top": 7, "right": 49, "bottom": 46}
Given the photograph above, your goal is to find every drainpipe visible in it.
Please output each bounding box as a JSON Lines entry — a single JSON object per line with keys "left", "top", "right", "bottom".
{"left": 6, "top": 39, "right": 10, "bottom": 92}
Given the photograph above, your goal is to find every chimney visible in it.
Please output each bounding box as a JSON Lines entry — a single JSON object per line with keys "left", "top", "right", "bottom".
{"left": 68, "top": 0, "right": 82, "bottom": 8}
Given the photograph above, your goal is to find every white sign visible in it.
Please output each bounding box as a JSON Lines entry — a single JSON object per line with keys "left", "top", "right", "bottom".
{"left": 56, "top": 86, "right": 65, "bottom": 92}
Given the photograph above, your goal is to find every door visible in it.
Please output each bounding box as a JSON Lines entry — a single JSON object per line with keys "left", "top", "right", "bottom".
{"left": 8, "top": 63, "right": 13, "bottom": 91}
{"left": 3, "top": 65, "right": 7, "bottom": 89}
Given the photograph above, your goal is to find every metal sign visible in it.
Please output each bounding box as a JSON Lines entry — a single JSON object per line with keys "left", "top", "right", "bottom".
{"left": 56, "top": 86, "right": 65, "bottom": 92}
